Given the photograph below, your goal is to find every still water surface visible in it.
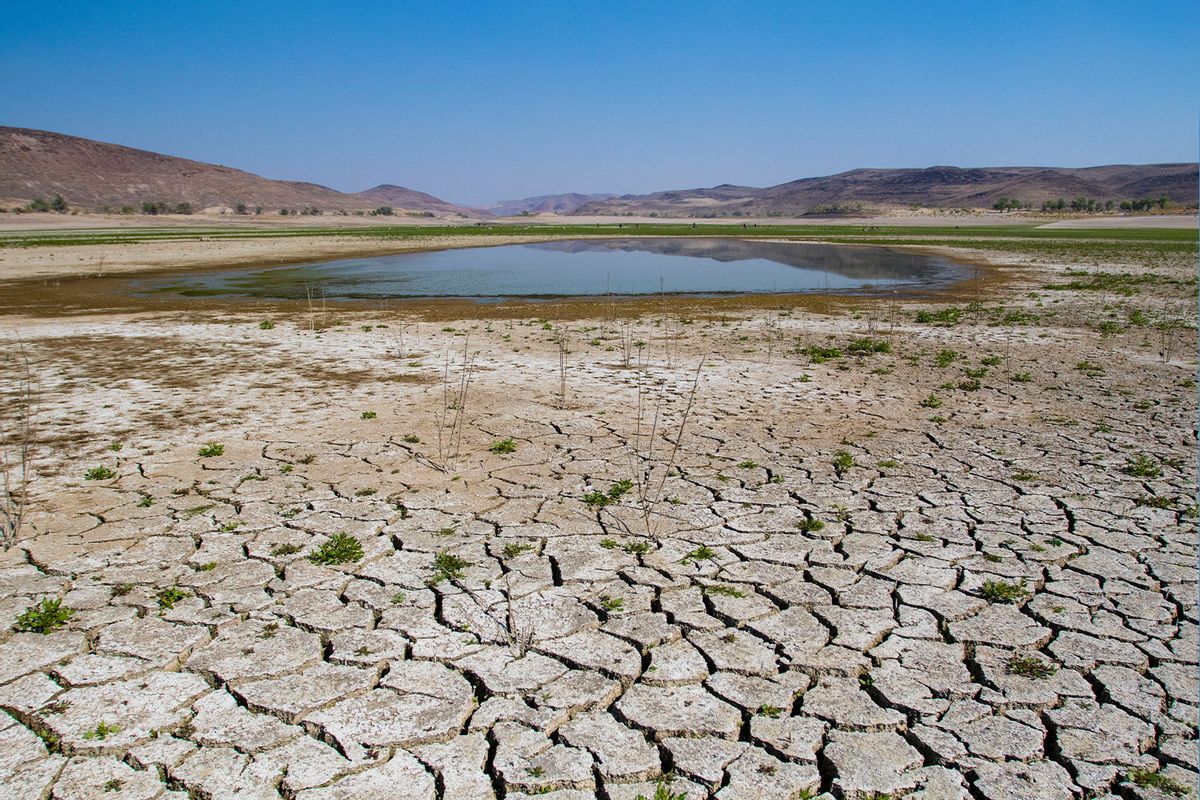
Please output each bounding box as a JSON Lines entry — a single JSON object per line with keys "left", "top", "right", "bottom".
{"left": 135, "top": 238, "right": 968, "bottom": 301}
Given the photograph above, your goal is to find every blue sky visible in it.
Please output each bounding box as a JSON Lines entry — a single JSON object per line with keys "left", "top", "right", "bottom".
{"left": 2, "top": 1, "right": 1197, "bottom": 205}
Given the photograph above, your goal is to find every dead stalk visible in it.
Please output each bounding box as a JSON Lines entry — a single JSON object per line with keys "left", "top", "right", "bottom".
{"left": 1, "top": 336, "right": 35, "bottom": 548}
{"left": 434, "top": 336, "right": 476, "bottom": 472}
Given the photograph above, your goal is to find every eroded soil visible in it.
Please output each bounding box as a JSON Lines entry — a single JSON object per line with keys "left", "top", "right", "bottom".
{"left": 0, "top": 240, "right": 1196, "bottom": 799}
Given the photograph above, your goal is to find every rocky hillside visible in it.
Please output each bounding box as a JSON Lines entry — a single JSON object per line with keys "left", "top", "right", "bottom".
{"left": 574, "top": 164, "right": 1198, "bottom": 216}
{"left": 0, "top": 126, "right": 481, "bottom": 217}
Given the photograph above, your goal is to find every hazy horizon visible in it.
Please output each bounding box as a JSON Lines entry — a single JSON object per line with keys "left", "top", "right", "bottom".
{"left": 2, "top": 2, "right": 1197, "bottom": 206}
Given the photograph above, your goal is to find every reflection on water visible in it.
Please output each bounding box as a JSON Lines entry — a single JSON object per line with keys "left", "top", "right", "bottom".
{"left": 134, "top": 238, "right": 968, "bottom": 301}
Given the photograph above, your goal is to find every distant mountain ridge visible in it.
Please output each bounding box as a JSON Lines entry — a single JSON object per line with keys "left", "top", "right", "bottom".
{"left": 485, "top": 192, "right": 617, "bottom": 216}
{"left": 0, "top": 126, "right": 483, "bottom": 217}
{"left": 1, "top": 126, "right": 1194, "bottom": 219}
{"left": 572, "top": 164, "right": 1198, "bottom": 216}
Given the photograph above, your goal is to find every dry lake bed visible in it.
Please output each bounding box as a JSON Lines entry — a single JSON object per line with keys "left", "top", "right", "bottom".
{"left": 0, "top": 225, "right": 1196, "bottom": 799}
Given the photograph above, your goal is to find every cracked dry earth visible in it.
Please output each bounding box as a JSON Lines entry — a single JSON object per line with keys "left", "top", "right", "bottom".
{"left": 0, "top": 266, "right": 1197, "bottom": 799}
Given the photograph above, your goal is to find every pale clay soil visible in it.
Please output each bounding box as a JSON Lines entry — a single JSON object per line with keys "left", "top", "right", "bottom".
{"left": 0, "top": 238, "right": 1196, "bottom": 800}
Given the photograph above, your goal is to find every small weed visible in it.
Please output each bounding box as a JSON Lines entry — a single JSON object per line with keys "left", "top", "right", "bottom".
{"left": 1135, "top": 494, "right": 1175, "bottom": 510}
{"left": 112, "top": 583, "right": 134, "bottom": 597}
{"left": 848, "top": 337, "right": 890, "bottom": 354}
{"left": 104, "top": 778, "right": 123, "bottom": 791}
{"left": 981, "top": 355, "right": 1001, "bottom": 366}
{"left": 270, "top": 542, "right": 302, "bottom": 557}
{"left": 83, "top": 721, "right": 121, "bottom": 740}
{"left": 308, "top": 533, "right": 364, "bottom": 566}
{"left": 807, "top": 345, "right": 843, "bottom": 363}
{"left": 757, "top": 704, "right": 783, "bottom": 718}
{"left": 832, "top": 450, "right": 854, "bottom": 477}
{"left": 797, "top": 518, "right": 825, "bottom": 533}
{"left": 1011, "top": 372, "right": 1032, "bottom": 383}
{"left": 930, "top": 414, "right": 947, "bottom": 423}
{"left": 877, "top": 459, "right": 899, "bottom": 469}
{"left": 16, "top": 598, "right": 75, "bottom": 633}
{"left": 1123, "top": 453, "right": 1162, "bottom": 478}
{"left": 1076, "top": 360, "right": 1105, "bottom": 376}
{"left": 934, "top": 349, "right": 959, "bottom": 367}
{"left": 298, "top": 454, "right": 316, "bottom": 464}
{"left": 157, "top": 587, "right": 187, "bottom": 609}
{"left": 402, "top": 434, "right": 421, "bottom": 444}
{"left": 915, "top": 307, "right": 962, "bottom": 325}
{"left": 361, "top": 411, "right": 377, "bottom": 420}
{"left": 599, "top": 538, "right": 618, "bottom": 550}
{"left": 703, "top": 584, "right": 747, "bottom": 598}
{"left": 1125, "top": 767, "right": 1191, "bottom": 796}
{"left": 1007, "top": 653, "right": 1058, "bottom": 679}
{"left": 980, "top": 578, "right": 1029, "bottom": 604}
{"left": 355, "top": 487, "right": 377, "bottom": 497}
{"left": 957, "top": 378, "right": 982, "bottom": 391}
{"left": 583, "top": 479, "right": 633, "bottom": 507}
{"left": 682, "top": 545, "right": 717, "bottom": 564}
{"left": 430, "top": 551, "right": 470, "bottom": 585}
{"left": 84, "top": 466, "right": 116, "bottom": 481}
{"left": 636, "top": 782, "right": 689, "bottom": 800}
{"left": 489, "top": 438, "right": 518, "bottom": 454}
{"left": 623, "top": 540, "right": 651, "bottom": 556}
{"left": 599, "top": 595, "right": 624, "bottom": 612}
{"left": 196, "top": 562, "right": 217, "bottom": 572}
{"left": 502, "top": 542, "right": 532, "bottom": 559}
{"left": 198, "top": 443, "right": 224, "bottom": 458}
{"left": 136, "top": 494, "right": 153, "bottom": 508}
{"left": 391, "top": 592, "right": 406, "bottom": 605}
{"left": 280, "top": 464, "right": 293, "bottom": 474}
{"left": 737, "top": 460, "right": 758, "bottom": 469}
{"left": 219, "top": 520, "right": 240, "bottom": 532}
{"left": 1011, "top": 471, "right": 1037, "bottom": 482}
{"left": 260, "top": 622, "right": 279, "bottom": 639}
{"left": 108, "top": 440, "right": 123, "bottom": 452}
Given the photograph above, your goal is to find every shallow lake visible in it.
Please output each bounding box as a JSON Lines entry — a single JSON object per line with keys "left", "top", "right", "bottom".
{"left": 135, "top": 238, "right": 969, "bottom": 301}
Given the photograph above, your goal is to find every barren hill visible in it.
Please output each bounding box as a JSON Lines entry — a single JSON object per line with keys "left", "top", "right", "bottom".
{"left": 574, "top": 164, "right": 1198, "bottom": 217}
{"left": 0, "top": 126, "right": 480, "bottom": 217}
{"left": 485, "top": 192, "right": 617, "bottom": 216}
{"left": 353, "top": 184, "right": 484, "bottom": 218}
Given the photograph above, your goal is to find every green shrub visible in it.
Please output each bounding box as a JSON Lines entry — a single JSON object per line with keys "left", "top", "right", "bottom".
{"left": 489, "top": 438, "right": 517, "bottom": 454}
{"left": 1125, "top": 767, "right": 1191, "bottom": 796}
{"left": 157, "top": 587, "right": 188, "bottom": 609}
{"left": 1123, "top": 454, "right": 1162, "bottom": 478}
{"left": 847, "top": 337, "right": 890, "bottom": 354}
{"left": 198, "top": 443, "right": 224, "bottom": 458}
{"left": 16, "top": 598, "right": 74, "bottom": 633}
{"left": 980, "top": 578, "right": 1029, "bottom": 604}
{"left": 430, "top": 551, "right": 469, "bottom": 584}
{"left": 84, "top": 466, "right": 116, "bottom": 481}
{"left": 1007, "top": 653, "right": 1057, "bottom": 679}
{"left": 915, "top": 307, "right": 962, "bottom": 325}
{"left": 934, "top": 350, "right": 959, "bottom": 367}
{"left": 308, "top": 533, "right": 364, "bottom": 566}
{"left": 807, "top": 345, "right": 843, "bottom": 363}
